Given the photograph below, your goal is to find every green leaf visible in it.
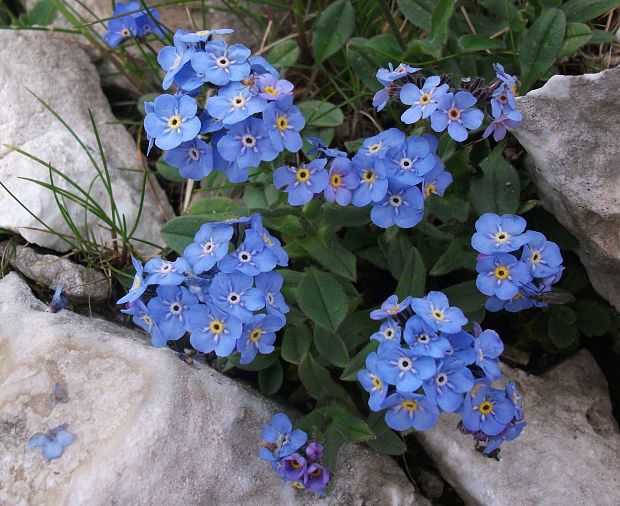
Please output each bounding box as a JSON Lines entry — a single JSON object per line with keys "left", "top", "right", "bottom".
{"left": 469, "top": 144, "right": 520, "bottom": 215}
{"left": 281, "top": 325, "right": 312, "bottom": 364}
{"left": 518, "top": 8, "right": 566, "bottom": 90}
{"left": 322, "top": 406, "right": 374, "bottom": 442}
{"left": 366, "top": 412, "right": 406, "bottom": 455}
{"left": 396, "top": 247, "right": 425, "bottom": 299}
{"left": 314, "top": 324, "right": 349, "bottom": 367}
{"left": 561, "top": 0, "right": 620, "bottom": 23}
{"left": 340, "top": 340, "right": 379, "bottom": 381}
{"left": 228, "top": 350, "right": 280, "bottom": 371}
{"left": 574, "top": 300, "right": 614, "bottom": 337}
{"left": 258, "top": 361, "right": 283, "bottom": 396}
{"left": 548, "top": 307, "right": 579, "bottom": 348}
{"left": 323, "top": 205, "right": 371, "bottom": 227}
{"left": 155, "top": 158, "right": 185, "bottom": 182}
{"left": 396, "top": 0, "right": 433, "bottom": 31}
{"left": 136, "top": 93, "right": 159, "bottom": 116}
{"left": 430, "top": 238, "right": 476, "bottom": 276}
{"left": 299, "top": 236, "right": 357, "bottom": 281}
{"left": 298, "top": 352, "right": 349, "bottom": 403}
{"left": 589, "top": 30, "right": 616, "bottom": 44}
{"left": 338, "top": 311, "right": 379, "bottom": 351}
{"left": 443, "top": 281, "right": 488, "bottom": 315}
{"left": 312, "top": 0, "right": 356, "bottom": 62}
{"left": 27, "top": 0, "right": 57, "bottom": 25}
{"left": 266, "top": 39, "right": 300, "bottom": 69}
{"left": 160, "top": 216, "right": 206, "bottom": 254}
{"left": 297, "top": 269, "right": 348, "bottom": 330}
{"left": 560, "top": 23, "right": 592, "bottom": 58}
{"left": 298, "top": 100, "right": 344, "bottom": 127}
{"left": 187, "top": 196, "right": 243, "bottom": 216}
{"left": 426, "top": 194, "right": 470, "bottom": 223}
{"left": 407, "top": 0, "right": 456, "bottom": 58}
{"left": 387, "top": 232, "right": 414, "bottom": 279}
{"left": 458, "top": 34, "right": 505, "bottom": 52}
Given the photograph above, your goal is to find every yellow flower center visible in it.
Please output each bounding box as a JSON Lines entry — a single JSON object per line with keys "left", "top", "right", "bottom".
{"left": 387, "top": 304, "right": 400, "bottom": 314}
{"left": 276, "top": 115, "right": 288, "bottom": 131}
{"left": 494, "top": 230, "right": 509, "bottom": 243}
{"left": 296, "top": 167, "right": 310, "bottom": 183}
{"left": 310, "top": 468, "right": 322, "bottom": 478}
{"left": 419, "top": 92, "right": 431, "bottom": 105}
{"left": 249, "top": 328, "right": 263, "bottom": 342}
{"left": 196, "top": 29, "right": 210, "bottom": 36}
{"left": 432, "top": 309, "right": 445, "bottom": 321}
{"left": 131, "top": 276, "right": 141, "bottom": 290}
{"left": 210, "top": 320, "right": 225, "bottom": 334}
{"left": 261, "top": 232, "right": 273, "bottom": 247}
{"left": 290, "top": 459, "right": 301, "bottom": 469}
{"left": 402, "top": 400, "right": 419, "bottom": 412}
{"left": 424, "top": 182, "right": 436, "bottom": 197}
{"left": 142, "top": 315, "right": 153, "bottom": 326}
{"left": 363, "top": 170, "right": 376, "bottom": 183}
{"left": 264, "top": 86, "right": 277, "bottom": 95}
{"left": 530, "top": 251, "right": 541, "bottom": 264}
{"left": 292, "top": 481, "right": 305, "bottom": 490}
{"left": 372, "top": 375, "right": 382, "bottom": 390}
{"left": 494, "top": 266, "right": 509, "bottom": 280}
{"left": 121, "top": 28, "right": 131, "bottom": 38}
{"left": 368, "top": 143, "right": 382, "bottom": 154}
{"left": 167, "top": 115, "right": 182, "bottom": 129}
{"left": 479, "top": 400, "right": 494, "bottom": 415}
{"left": 330, "top": 173, "right": 342, "bottom": 189}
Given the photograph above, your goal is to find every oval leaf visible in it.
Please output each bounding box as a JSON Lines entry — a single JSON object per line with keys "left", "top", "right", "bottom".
{"left": 296, "top": 269, "right": 348, "bottom": 330}
{"left": 312, "top": 0, "right": 356, "bottom": 62}
{"left": 314, "top": 324, "right": 349, "bottom": 367}
{"left": 298, "top": 100, "right": 344, "bottom": 127}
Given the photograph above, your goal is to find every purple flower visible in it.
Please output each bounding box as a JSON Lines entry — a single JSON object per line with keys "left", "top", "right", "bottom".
{"left": 370, "top": 183, "right": 424, "bottom": 229}
{"left": 257, "top": 73, "right": 294, "bottom": 101}
{"left": 520, "top": 231, "right": 563, "bottom": 278}
{"left": 376, "top": 345, "right": 436, "bottom": 392}
{"left": 217, "top": 117, "right": 278, "bottom": 169}
{"left": 262, "top": 95, "right": 305, "bottom": 153}
{"left": 373, "top": 63, "right": 420, "bottom": 111}
{"left": 483, "top": 100, "right": 522, "bottom": 141}
{"left": 430, "top": 91, "right": 484, "bottom": 142}
{"left": 383, "top": 392, "right": 439, "bottom": 431}
{"left": 404, "top": 316, "right": 451, "bottom": 358}
{"left": 273, "top": 158, "right": 329, "bottom": 206}
{"left": 474, "top": 329, "right": 504, "bottom": 380}
{"left": 475, "top": 253, "right": 532, "bottom": 300}
{"left": 424, "top": 358, "right": 474, "bottom": 412}
{"left": 122, "top": 300, "right": 165, "bottom": 347}
{"left": 323, "top": 156, "right": 360, "bottom": 206}
{"left": 147, "top": 285, "right": 199, "bottom": 341}
{"left": 303, "top": 463, "right": 331, "bottom": 496}
{"left": 237, "top": 313, "right": 284, "bottom": 364}
{"left": 281, "top": 453, "right": 307, "bottom": 481}
{"left": 305, "top": 442, "right": 324, "bottom": 460}
{"left": 370, "top": 294, "right": 412, "bottom": 320}
{"left": 190, "top": 39, "right": 251, "bottom": 86}
{"left": 410, "top": 291, "right": 467, "bottom": 334}
{"left": 144, "top": 94, "right": 201, "bottom": 150}
{"left": 208, "top": 271, "right": 265, "bottom": 323}
{"left": 357, "top": 352, "right": 389, "bottom": 411}
{"left": 117, "top": 256, "right": 148, "bottom": 304}
{"left": 370, "top": 318, "right": 402, "bottom": 345}
{"left": 385, "top": 135, "right": 436, "bottom": 186}
{"left": 471, "top": 213, "right": 530, "bottom": 254}
{"left": 207, "top": 82, "right": 268, "bottom": 126}
{"left": 144, "top": 256, "right": 189, "bottom": 285}
{"left": 183, "top": 222, "right": 234, "bottom": 274}
{"left": 186, "top": 303, "right": 243, "bottom": 356}
{"left": 48, "top": 285, "right": 68, "bottom": 313}
{"left": 400, "top": 76, "right": 449, "bottom": 124}
{"left": 422, "top": 162, "right": 453, "bottom": 198}
{"left": 163, "top": 138, "right": 213, "bottom": 180}
{"left": 461, "top": 384, "right": 514, "bottom": 436}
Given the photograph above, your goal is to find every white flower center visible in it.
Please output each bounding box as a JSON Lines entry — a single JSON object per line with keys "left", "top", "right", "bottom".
{"left": 241, "top": 135, "right": 256, "bottom": 148}
{"left": 217, "top": 56, "right": 230, "bottom": 68}
{"left": 494, "top": 230, "right": 510, "bottom": 244}
{"left": 227, "top": 292, "right": 241, "bottom": 304}
{"left": 188, "top": 147, "right": 200, "bottom": 160}
{"left": 238, "top": 251, "right": 252, "bottom": 263}
{"left": 232, "top": 95, "right": 246, "bottom": 108}
{"left": 267, "top": 292, "right": 275, "bottom": 305}
{"left": 435, "top": 373, "right": 448, "bottom": 386}
{"left": 398, "top": 357, "right": 412, "bottom": 372}
{"left": 169, "top": 302, "right": 183, "bottom": 315}
{"left": 202, "top": 240, "right": 215, "bottom": 255}
{"left": 389, "top": 195, "right": 403, "bottom": 207}
{"left": 417, "top": 333, "right": 430, "bottom": 344}
{"left": 400, "top": 157, "right": 413, "bottom": 170}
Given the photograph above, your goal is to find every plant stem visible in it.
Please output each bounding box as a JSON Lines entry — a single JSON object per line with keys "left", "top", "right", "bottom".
{"left": 378, "top": 0, "right": 406, "bottom": 51}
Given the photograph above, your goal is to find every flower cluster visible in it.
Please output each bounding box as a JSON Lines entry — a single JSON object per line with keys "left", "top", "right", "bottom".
{"left": 472, "top": 213, "right": 564, "bottom": 312}
{"left": 372, "top": 62, "right": 522, "bottom": 142}
{"left": 103, "top": 1, "right": 165, "bottom": 47}
{"left": 276, "top": 130, "right": 451, "bottom": 230}
{"left": 358, "top": 292, "right": 525, "bottom": 455}
{"left": 117, "top": 214, "right": 289, "bottom": 364}
{"left": 143, "top": 28, "right": 303, "bottom": 183}
{"left": 260, "top": 413, "right": 332, "bottom": 495}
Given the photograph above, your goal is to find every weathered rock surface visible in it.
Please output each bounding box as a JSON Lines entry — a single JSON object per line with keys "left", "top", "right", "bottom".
{"left": 0, "top": 31, "right": 173, "bottom": 255}
{"left": 0, "top": 272, "right": 428, "bottom": 506}
{"left": 415, "top": 351, "right": 620, "bottom": 506}
{"left": 512, "top": 66, "right": 620, "bottom": 311}
{"left": 0, "top": 241, "right": 109, "bottom": 302}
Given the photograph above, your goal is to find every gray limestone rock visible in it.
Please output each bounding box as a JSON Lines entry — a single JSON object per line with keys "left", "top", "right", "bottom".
{"left": 0, "top": 30, "right": 173, "bottom": 255}
{"left": 512, "top": 66, "right": 620, "bottom": 311}
{"left": 0, "top": 272, "right": 428, "bottom": 506}
{"left": 415, "top": 351, "right": 620, "bottom": 506}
